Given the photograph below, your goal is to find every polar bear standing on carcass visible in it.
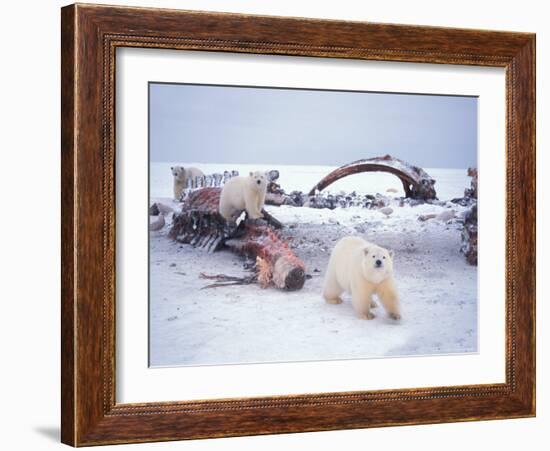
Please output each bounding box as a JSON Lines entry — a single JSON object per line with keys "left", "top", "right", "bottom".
{"left": 171, "top": 166, "right": 204, "bottom": 200}
{"left": 219, "top": 171, "right": 267, "bottom": 220}
{"left": 323, "top": 236, "right": 401, "bottom": 321}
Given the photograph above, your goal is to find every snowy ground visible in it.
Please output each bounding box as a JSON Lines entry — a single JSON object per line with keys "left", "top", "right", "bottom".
{"left": 149, "top": 166, "right": 477, "bottom": 367}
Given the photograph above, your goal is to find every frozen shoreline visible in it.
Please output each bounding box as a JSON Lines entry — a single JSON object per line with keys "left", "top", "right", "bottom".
{"left": 149, "top": 195, "right": 477, "bottom": 367}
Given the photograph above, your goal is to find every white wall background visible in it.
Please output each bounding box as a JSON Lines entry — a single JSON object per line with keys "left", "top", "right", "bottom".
{"left": 0, "top": 1, "right": 545, "bottom": 450}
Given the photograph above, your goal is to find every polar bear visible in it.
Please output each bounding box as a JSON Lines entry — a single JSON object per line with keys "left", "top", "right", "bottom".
{"left": 171, "top": 166, "right": 204, "bottom": 200}
{"left": 323, "top": 236, "right": 401, "bottom": 321}
{"left": 219, "top": 171, "right": 267, "bottom": 220}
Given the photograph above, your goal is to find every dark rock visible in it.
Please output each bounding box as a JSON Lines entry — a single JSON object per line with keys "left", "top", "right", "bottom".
{"left": 266, "top": 169, "right": 280, "bottom": 182}
{"left": 461, "top": 203, "right": 478, "bottom": 265}
{"left": 408, "top": 199, "right": 424, "bottom": 207}
{"left": 450, "top": 197, "right": 474, "bottom": 207}
{"left": 149, "top": 203, "right": 160, "bottom": 216}
{"left": 465, "top": 167, "right": 478, "bottom": 199}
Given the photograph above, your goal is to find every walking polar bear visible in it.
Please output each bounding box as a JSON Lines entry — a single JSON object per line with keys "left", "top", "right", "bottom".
{"left": 219, "top": 171, "right": 268, "bottom": 220}
{"left": 323, "top": 236, "right": 401, "bottom": 321}
{"left": 171, "top": 166, "right": 204, "bottom": 200}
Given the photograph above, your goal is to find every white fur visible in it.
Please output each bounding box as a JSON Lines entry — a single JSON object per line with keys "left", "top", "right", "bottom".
{"left": 219, "top": 171, "right": 267, "bottom": 220}
{"left": 171, "top": 166, "right": 204, "bottom": 200}
{"left": 323, "top": 236, "right": 401, "bottom": 321}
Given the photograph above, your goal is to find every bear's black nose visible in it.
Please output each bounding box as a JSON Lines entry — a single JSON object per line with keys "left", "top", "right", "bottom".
{"left": 257, "top": 180, "right": 261, "bottom": 185}
{"left": 375, "top": 259, "right": 382, "bottom": 267}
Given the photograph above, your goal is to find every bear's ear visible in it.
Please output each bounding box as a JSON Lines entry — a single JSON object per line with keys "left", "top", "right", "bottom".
{"left": 249, "top": 172, "right": 254, "bottom": 177}
{"left": 363, "top": 247, "right": 370, "bottom": 256}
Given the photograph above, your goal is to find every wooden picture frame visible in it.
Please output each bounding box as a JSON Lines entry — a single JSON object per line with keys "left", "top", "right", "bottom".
{"left": 61, "top": 3, "right": 535, "bottom": 446}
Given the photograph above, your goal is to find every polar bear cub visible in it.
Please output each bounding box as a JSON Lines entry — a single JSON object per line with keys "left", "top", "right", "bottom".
{"left": 171, "top": 166, "right": 205, "bottom": 200}
{"left": 219, "top": 171, "right": 267, "bottom": 220}
{"left": 323, "top": 236, "right": 401, "bottom": 321}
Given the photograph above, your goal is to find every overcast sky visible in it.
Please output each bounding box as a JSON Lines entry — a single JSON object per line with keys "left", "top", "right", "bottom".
{"left": 149, "top": 83, "right": 477, "bottom": 169}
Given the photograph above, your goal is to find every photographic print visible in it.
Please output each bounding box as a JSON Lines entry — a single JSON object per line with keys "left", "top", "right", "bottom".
{"left": 148, "top": 82, "right": 478, "bottom": 367}
{"left": 61, "top": 6, "right": 536, "bottom": 444}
